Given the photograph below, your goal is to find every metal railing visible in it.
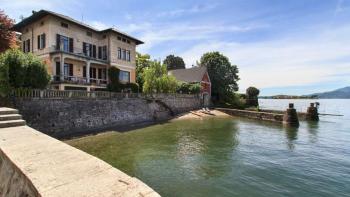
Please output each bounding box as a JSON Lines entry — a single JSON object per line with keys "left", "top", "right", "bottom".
{"left": 52, "top": 75, "right": 107, "bottom": 86}
{"left": 49, "top": 46, "right": 108, "bottom": 62}
{"left": 9, "top": 89, "right": 200, "bottom": 99}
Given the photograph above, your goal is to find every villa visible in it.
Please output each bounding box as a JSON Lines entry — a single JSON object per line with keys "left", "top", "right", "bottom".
{"left": 12, "top": 10, "right": 144, "bottom": 91}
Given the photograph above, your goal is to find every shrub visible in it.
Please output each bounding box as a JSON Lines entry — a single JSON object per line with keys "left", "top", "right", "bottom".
{"left": 143, "top": 61, "right": 178, "bottom": 94}
{"left": 246, "top": 86, "right": 260, "bottom": 107}
{"left": 122, "top": 82, "right": 139, "bottom": 93}
{"left": 107, "top": 67, "right": 121, "bottom": 92}
{"left": 23, "top": 53, "right": 50, "bottom": 89}
{"left": 177, "top": 82, "right": 201, "bottom": 94}
{"left": 0, "top": 49, "right": 50, "bottom": 96}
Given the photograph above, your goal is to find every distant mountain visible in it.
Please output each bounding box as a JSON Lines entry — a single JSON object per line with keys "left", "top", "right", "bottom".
{"left": 309, "top": 86, "right": 350, "bottom": 99}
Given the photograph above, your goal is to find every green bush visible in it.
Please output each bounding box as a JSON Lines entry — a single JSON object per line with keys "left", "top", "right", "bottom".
{"left": 177, "top": 82, "right": 201, "bottom": 94}
{"left": 23, "top": 54, "right": 50, "bottom": 89}
{"left": 107, "top": 67, "right": 121, "bottom": 92}
{"left": 0, "top": 49, "right": 50, "bottom": 96}
{"left": 143, "top": 61, "right": 178, "bottom": 94}
{"left": 122, "top": 82, "right": 139, "bottom": 93}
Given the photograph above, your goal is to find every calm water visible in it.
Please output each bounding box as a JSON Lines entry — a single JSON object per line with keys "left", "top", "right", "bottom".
{"left": 67, "top": 99, "right": 350, "bottom": 197}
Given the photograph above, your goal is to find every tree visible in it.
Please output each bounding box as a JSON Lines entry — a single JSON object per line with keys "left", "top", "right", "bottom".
{"left": 246, "top": 87, "right": 260, "bottom": 107}
{"left": 0, "top": 10, "right": 17, "bottom": 53}
{"left": 136, "top": 53, "right": 151, "bottom": 91}
{"left": 23, "top": 53, "right": 50, "bottom": 89}
{"left": 163, "top": 55, "right": 185, "bottom": 70}
{"left": 107, "top": 66, "right": 121, "bottom": 92}
{"left": 143, "top": 61, "right": 177, "bottom": 93}
{"left": 0, "top": 49, "right": 50, "bottom": 95}
{"left": 199, "top": 52, "right": 239, "bottom": 103}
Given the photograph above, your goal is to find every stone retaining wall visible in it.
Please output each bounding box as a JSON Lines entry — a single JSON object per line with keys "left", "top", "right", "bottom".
{"left": 216, "top": 108, "right": 284, "bottom": 123}
{"left": 13, "top": 95, "right": 201, "bottom": 138}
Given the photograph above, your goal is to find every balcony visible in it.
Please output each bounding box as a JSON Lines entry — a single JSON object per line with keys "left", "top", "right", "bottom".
{"left": 49, "top": 46, "right": 108, "bottom": 63}
{"left": 52, "top": 75, "right": 108, "bottom": 87}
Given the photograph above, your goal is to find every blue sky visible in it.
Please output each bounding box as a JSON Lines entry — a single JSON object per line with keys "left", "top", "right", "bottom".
{"left": 2, "top": 0, "right": 350, "bottom": 95}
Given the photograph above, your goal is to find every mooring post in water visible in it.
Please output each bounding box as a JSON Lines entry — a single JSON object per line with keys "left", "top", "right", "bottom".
{"left": 283, "top": 103, "right": 299, "bottom": 127}
{"left": 306, "top": 103, "right": 319, "bottom": 121}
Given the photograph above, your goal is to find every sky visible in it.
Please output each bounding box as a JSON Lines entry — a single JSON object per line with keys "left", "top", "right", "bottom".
{"left": 1, "top": 0, "right": 350, "bottom": 96}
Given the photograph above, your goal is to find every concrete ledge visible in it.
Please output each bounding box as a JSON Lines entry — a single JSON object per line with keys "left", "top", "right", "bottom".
{"left": 216, "top": 108, "right": 284, "bottom": 123}
{"left": 0, "top": 126, "right": 160, "bottom": 197}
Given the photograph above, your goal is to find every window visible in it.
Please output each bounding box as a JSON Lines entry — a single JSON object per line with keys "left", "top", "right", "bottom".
{"left": 98, "top": 68, "right": 106, "bottom": 79}
{"left": 37, "top": 33, "right": 46, "bottom": 49}
{"left": 40, "top": 21, "right": 44, "bottom": 26}
{"left": 102, "top": 46, "right": 107, "bottom": 60}
{"left": 83, "top": 66, "right": 86, "bottom": 77}
{"left": 98, "top": 46, "right": 107, "bottom": 60}
{"left": 63, "top": 63, "right": 73, "bottom": 77}
{"left": 126, "top": 40, "right": 130, "bottom": 44}
{"left": 90, "top": 67, "right": 97, "bottom": 79}
{"left": 61, "top": 22, "right": 68, "bottom": 28}
{"left": 102, "top": 35, "right": 107, "bottom": 39}
{"left": 117, "top": 36, "right": 122, "bottom": 41}
{"left": 126, "top": 50, "right": 130, "bottom": 61}
{"left": 119, "top": 71, "right": 130, "bottom": 83}
{"left": 118, "top": 47, "right": 122, "bottom": 59}
{"left": 122, "top": 38, "right": 126, "bottom": 42}
{"left": 56, "top": 34, "right": 73, "bottom": 52}
{"left": 86, "top": 31, "right": 92, "bottom": 37}
{"left": 23, "top": 39, "right": 30, "bottom": 53}
{"left": 122, "top": 49, "right": 126, "bottom": 60}
{"left": 83, "top": 42, "right": 96, "bottom": 58}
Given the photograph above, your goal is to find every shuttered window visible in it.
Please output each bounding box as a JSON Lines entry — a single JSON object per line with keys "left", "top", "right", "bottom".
{"left": 37, "top": 33, "right": 46, "bottom": 50}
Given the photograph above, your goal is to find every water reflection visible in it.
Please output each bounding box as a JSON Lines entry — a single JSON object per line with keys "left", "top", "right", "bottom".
{"left": 306, "top": 121, "right": 319, "bottom": 143}
{"left": 175, "top": 119, "right": 239, "bottom": 178}
{"left": 283, "top": 126, "right": 299, "bottom": 150}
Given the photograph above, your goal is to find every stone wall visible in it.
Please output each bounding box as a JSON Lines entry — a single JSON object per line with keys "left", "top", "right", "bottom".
{"left": 217, "top": 108, "right": 284, "bottom": 123}
{"left": 13, "top": 95, "right": 201, "bottom": 138}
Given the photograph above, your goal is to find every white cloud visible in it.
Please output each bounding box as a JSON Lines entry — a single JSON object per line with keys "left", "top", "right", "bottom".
{"left": 136, "top": 22, "right": 267, "bottom": 52}
{"left": 89, "top": 21, "right": 110, "bottom": 30}
{"left": 0, "top": 0, "right": 82, "bottom": 22}
{"left": 179, "top": 25, "right": 350, "bottom": 91}
{"left": 156, "top": 4, "right": 218, "bottom": 17}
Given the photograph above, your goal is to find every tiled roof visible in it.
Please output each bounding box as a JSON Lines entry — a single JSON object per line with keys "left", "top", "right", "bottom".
{"left": 168, "top": 66, "right": 208, "bottom": 83}
{"left": 12, "top": 10, "right": 144, "bottom": 45}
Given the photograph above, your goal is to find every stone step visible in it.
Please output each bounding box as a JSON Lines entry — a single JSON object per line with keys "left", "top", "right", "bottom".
{"left": 0, "top": 120, "right": 26, "bottom": 128}
{"left": 0, "top": 107, "right": 19, "bottom": 115}
{"left": 0, "top": 114, "right": 22, "bottom": 121}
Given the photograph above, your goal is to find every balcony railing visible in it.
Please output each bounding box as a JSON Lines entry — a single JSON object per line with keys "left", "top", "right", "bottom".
{"left": 52, "top": 75, "right": 107, "bottom": 87}
{"left": 49, "top": 46, "right": 108, "bottom": 62}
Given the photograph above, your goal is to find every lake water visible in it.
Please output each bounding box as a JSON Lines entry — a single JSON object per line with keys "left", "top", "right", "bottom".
{"left": 67, "top": 99, "right": 350, "bottom": 197}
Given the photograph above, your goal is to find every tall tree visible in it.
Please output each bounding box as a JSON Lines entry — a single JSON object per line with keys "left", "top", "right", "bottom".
{"left": 136, "top": 52, "right": 151, "bottom": 90}
{"left": 200, "top": 52, "right": 239, "bottom": 103}
{"left": 163, "top": 55, "right": 185, "bottom": 70}
{"left": 0, "top": 10, "right": 17, "bottom": 53}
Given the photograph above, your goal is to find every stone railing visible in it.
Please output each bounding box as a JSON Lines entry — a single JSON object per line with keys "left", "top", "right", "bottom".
{"left": 9, "top": 89, "right": 200, "bottom": 100}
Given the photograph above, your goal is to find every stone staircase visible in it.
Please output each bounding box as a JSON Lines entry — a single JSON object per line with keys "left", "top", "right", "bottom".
{"left": 0, "top": 108, "right": 26, "bottom": 128}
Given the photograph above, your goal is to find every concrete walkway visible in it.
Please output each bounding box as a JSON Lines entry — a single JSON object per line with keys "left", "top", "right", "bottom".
{"left": 0, "top": 126, "right": 160, "bottom": 196}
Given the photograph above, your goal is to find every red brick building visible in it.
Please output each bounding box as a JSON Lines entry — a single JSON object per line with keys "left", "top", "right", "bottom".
{"left": 168, "top": 66, "right": 211, "bottom": 106}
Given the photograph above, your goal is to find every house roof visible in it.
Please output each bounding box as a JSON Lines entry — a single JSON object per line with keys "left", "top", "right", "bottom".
{"left": 12, "top": 10, "right": 144, "bottom": 45}
{"left": 168, "top": 66, "right": 209, "bottom": 83}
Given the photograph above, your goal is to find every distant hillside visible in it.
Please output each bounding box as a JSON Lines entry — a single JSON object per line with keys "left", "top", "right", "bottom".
{"left": 309, "top": 86, "right": 350, "bottom": 99}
